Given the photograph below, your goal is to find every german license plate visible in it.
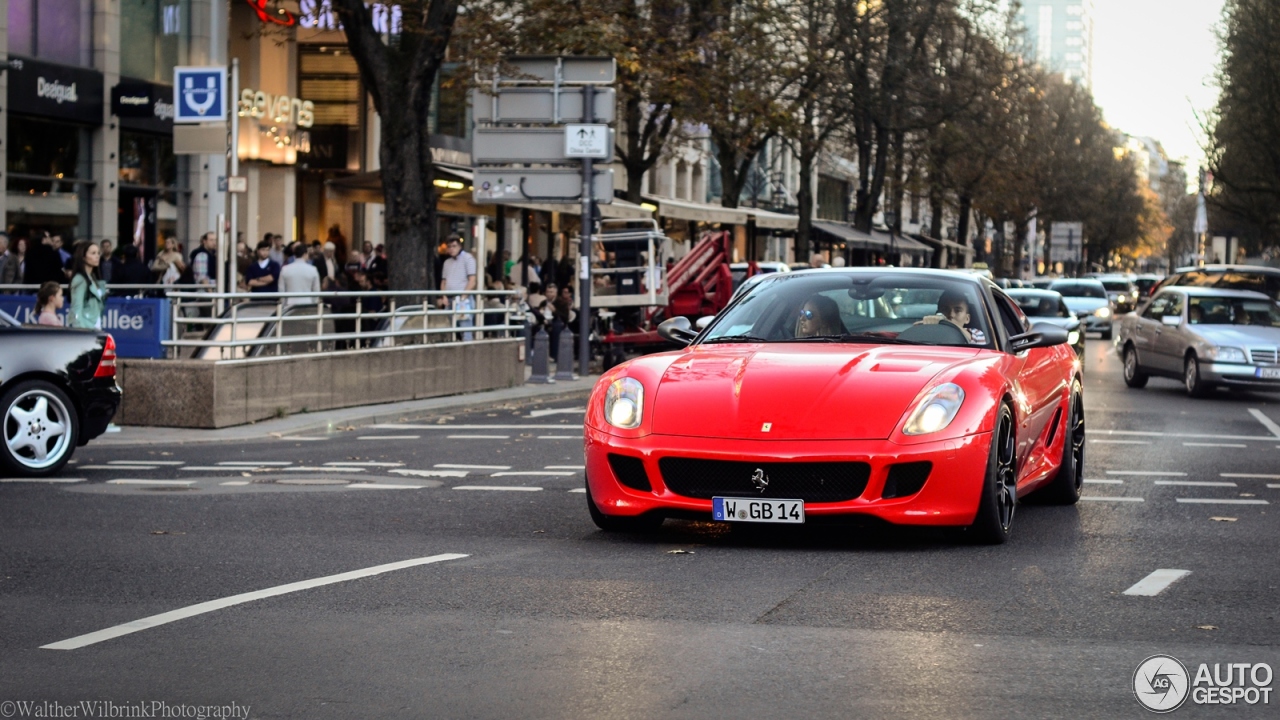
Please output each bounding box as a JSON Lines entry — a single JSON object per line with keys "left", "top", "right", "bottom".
{"left": 1258, "top": 367, "right": 1280, "bottom": 379}
{"left": 712, "top": 497, "right": 805, "bottom": 524}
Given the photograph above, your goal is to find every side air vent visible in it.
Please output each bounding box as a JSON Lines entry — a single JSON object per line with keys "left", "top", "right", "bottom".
{"left": 882, "top": 462, "right": 932, "bottom": 499}
{"left": 608, "top": 454, "right": 652, "bottom": 492}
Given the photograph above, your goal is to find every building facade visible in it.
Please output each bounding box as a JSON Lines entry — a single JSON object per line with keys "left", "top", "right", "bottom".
{"left": 1018, "top": 0, "right": 1095, "bottom": 88}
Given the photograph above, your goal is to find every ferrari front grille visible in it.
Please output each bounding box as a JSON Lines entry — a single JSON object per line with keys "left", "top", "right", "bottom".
{"left": 608, "top": 454, "right": 652, "bottom": 492}
{"left": 658, "top": 458, "right": 870, "bottom": 503}
{"left": 881, "top": 462, "right": 932, "bottom": 499}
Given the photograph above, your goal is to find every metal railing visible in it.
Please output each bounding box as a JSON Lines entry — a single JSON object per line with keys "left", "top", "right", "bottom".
{"left": 163, "top": 289, "right": 520, "bottom": 361}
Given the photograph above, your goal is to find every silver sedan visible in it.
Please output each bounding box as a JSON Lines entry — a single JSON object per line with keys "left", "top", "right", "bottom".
{"left": 1115, "top": 287, "right": 1280, "bottom": 397}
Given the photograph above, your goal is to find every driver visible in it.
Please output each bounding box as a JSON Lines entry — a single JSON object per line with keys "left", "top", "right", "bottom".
{"left": 917, "top": 289, "right": 986, "bottom": 344}
{"left": 795, "top": 294, "right": 843, "bottom": 338}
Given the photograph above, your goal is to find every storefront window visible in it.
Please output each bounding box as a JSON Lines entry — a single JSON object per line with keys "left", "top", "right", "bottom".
{"left": 119, "top": 132, "right": 177, "bottom": 188}
{"left": 7, "top": 0, "right": 92, "bottom": 67}
{"left": 6, "top": 116, "right": 93, "bottom": 241}
{"left": 120, "top": 0, "right": 189, "bottom": 83}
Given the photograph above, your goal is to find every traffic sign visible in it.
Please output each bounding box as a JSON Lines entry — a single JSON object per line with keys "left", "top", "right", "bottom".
{"left": 492, "top": 56, "right": 616, "bottom": 85}
{"left": 173, "top": 66, "right": 227, "bottom": 123}
{"left": 565, "top": 125, "right": 611, "bottom": 159}
{"left": 471, "top": 87, "right": 616, "bottom": 124}
{"left": 473, "top": 168, "right": 614, "bottom": 204}
{"left": 474, "top": 127, "right": 614, "bottom": 164}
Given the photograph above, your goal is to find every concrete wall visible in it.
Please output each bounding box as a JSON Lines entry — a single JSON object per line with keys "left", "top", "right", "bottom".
{"left": 116, "top": 340, "right": 524, "bottom": 428}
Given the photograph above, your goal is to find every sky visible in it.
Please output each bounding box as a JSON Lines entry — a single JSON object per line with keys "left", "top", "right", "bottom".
{"left": 1090, "top": 0, "right": 1226, "bottom": 170}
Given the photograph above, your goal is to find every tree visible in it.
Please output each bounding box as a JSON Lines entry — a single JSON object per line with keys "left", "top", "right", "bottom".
{"left": 331, "top": 0, "right": 461, "bottom": 290}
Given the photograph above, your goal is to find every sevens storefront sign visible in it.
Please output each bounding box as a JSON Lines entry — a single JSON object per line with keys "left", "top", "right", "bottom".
{"left": 173, "top": 66, "right": 227, "bottom": 123}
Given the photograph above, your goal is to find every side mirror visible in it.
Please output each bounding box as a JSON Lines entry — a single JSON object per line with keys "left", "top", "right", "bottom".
{"left": 657, "top": 316, "right": 696, "bottom": 346}
{"left": 1161, "top": 314, "right": 1181, "bottom": 326}
{"left": 1009, "top": 322, "right": 1069, "bottom": 353}
{"left": 695, "top": 315, "right": 716, "bottom": 330}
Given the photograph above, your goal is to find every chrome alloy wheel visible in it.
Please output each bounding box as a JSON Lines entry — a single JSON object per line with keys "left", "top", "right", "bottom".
{"left": 5, "top": 389, "right": 73, "bottom": 470}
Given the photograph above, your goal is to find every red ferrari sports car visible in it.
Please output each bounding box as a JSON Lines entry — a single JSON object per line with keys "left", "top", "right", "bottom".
{"left": 583, "top": 268, "right": 1085, "bottom": 544}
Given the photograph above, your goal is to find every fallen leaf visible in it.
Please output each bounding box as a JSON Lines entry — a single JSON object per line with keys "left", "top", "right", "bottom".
{"left": 667, "top": 549, "right": 694, "bottom": 555}
{"left": 160, "top": 452, "right": 172, "bottom": 456}
{"left": 1240, "top": 493, "right": 1256, "bottom": 498}
{"left": 1210, "top": 516, "right": 1237, "bottom": 522}
{"left": 1197, "top": 625, "right": 1218, "bottom": 631}
{"left": 532, "top": 530, "right": 545, "bottom": 534}
{"left": 150, "top": 530, "right": 185, "bottom": 535}
{"left": 268, "top": 432, "right": 283, "bottom": 438}
{"left": 241, "top": 472, "right": 252, "bottom": 477}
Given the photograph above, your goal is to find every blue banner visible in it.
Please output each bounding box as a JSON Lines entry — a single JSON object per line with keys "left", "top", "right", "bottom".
{"left": 0, "top": 295, "right": 171, "bottom": 359}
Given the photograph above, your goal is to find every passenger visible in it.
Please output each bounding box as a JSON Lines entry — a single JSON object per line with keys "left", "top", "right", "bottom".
{"left": 795, "top": 295, "right": 843, "bottom": 338}
{"left": 1188, "top": 304, "right": 1204, "bottom": 324}
{"left": 917, "top": 289, "right": 986, "bottom": 344}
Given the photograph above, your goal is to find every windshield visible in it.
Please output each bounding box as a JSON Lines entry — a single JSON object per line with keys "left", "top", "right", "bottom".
{"left": 1101, "top": 280, "right": 1133, "bottom": 292}
{"left": 703, "top": 272, "right": 994, "bottom": 348}
{"left": 1188, "top": 297, "right": 1280, "bottom": 327}
{"left": 1050, "top": 281, "right": 1107, "bottom": 299}
{"left": 1008, "top": 292, "right": 1068, "bottom": 318}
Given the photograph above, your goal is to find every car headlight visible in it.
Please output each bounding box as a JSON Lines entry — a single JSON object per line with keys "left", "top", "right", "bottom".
{"left": 604, "top": 377, "right": 644, "bottom": 429}
{"left": 1067, "top": 330, "right": 1080, "bottom": 346}
{"left": 1094, "top": 307, "right": 1112, "bottom": 319}
{"left": 903, "top": 383, "right": 965, "bottom": 436}
{"left": 1208, "top": 346, "right": 1247, "bottom": 363}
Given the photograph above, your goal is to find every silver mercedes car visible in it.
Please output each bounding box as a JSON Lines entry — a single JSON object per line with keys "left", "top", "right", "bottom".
{"left": 1115, "top": 286, "right": 1280, "bottom": 397}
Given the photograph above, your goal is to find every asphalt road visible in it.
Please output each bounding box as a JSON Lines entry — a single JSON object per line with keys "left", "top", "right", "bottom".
{"left": 3, "top": 335, "right": 1279, "bottom": 719}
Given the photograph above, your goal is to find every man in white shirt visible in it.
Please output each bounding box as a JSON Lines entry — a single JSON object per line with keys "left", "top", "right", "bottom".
{"left": 278, "top": 243, "right": 321, "bottom": 305}
{"left": 439, "top": 234, "right": 477, "bottom": 341}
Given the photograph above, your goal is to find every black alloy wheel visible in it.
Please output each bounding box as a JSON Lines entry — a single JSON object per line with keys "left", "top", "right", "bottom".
{"left": 965, "top": 404, "right": 1018, "bottom": 544}
{"left": 1123, "top": 345, "right": 1149, "bottom": 388}
{"left": 585, "top": 477, "right": 664, "bottom": 533}
{"left": 1039, "top": 382, "right": 1085, "bottom": 504}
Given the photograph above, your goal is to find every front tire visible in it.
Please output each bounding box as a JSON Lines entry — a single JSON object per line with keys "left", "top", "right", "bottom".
{"left": 964, "top": 403, "right": 1017, "bottom": 544}
{"left": 1184, "top": 354, "right": 1211, "bottom": 398}
{"left": 1123, "top": 345, "right": 1149, "bottom": 388}
{"left": 1039, "top": 382, "right": 1084, "bottom": 505}
{"left": 1, "top": 380, "right": 79, "bottom": 477}
{"left": 585, "top": 478, "right": 663, "bottom": 533}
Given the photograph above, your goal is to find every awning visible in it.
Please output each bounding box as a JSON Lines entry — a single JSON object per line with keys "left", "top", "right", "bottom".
{"left": 643, "top": 195, "right": 748, "bottom": 225}
{"left": 913, "top": 234, "right": 976, "bottom": 258}
{"left": 872, "top": 230, "right": 933, "bottom": 256}
{"left": 811, "top": 220, "right": 889, "bottom": 249}
{"left": 745, "top": 207, "right": 799, "bottom": 230}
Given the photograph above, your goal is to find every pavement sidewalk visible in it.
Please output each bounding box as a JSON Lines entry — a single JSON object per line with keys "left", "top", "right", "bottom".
{"left": 95, "top": 375, "right": 598, "bottom": 447}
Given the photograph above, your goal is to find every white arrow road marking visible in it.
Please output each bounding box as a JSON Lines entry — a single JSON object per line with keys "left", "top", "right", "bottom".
{"left": 323, "top": 462, "right": 405, "bottom": 467}
{"left": 218, "top": 462, "right": 293, "bottom": 466}
{"left": 107, "top": 479, "right": 197, "bottom": 486}
{"left": 1123, "top": 569, "right": 1191, "bottom": 597}
{"left": 1249, "top": 408, "right": 1280, "bottom": 438}
{"left": 40, "top": 554, "right": 468, "bottom": 650}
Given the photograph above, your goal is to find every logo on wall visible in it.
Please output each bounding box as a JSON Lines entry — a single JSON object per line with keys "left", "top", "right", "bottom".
{"left": 245, "top": 0, "right": 297, "bottom": 26}
{"left": 173, "top": 66, "right": 227, "bottom": 123}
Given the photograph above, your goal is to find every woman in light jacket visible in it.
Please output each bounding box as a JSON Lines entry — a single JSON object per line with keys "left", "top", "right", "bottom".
{"left": 68, "top": 241, "right": 107, "bottom": 329}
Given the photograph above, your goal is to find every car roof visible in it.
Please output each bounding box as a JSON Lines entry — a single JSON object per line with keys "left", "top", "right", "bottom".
{"left": 1006, "top": 288, "right": 1062, "bottom": 298}
{"left": 789, "top": 266, "right": 988, "bottom": 285}
{"left": 1048, "top": 277, "right": 1106, "bottom": 286}
{"left": 1154, "top": 286, "right": 1274, "bottom": 300}
{"left": 1172, "top": 264, "right": 1280, "bottom": 275}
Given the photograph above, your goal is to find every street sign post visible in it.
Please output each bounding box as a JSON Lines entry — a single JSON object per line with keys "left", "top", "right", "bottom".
{"left": 471, "top": 87, "right": 616, "bottom": 124}
{"left": 473, "top": 127, "right": 614, "bottom": 165}
{"left": 473, "top": 168, "right": 614, "bottom": 203}
{"left": 565, "top": 124, "right": 611, "bottom": 158}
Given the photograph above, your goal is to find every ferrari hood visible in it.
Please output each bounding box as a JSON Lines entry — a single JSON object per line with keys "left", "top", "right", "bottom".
{"left": 649, "top": 344, "right": 983, "bottom": 440}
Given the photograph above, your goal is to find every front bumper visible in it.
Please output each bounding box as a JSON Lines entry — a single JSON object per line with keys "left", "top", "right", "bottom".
{"left": 1081, "top": 315, "right": 1112, "bottom": 333}
{"left": 1201, "top": 363, "right": 1280, "bottom": 391}
{"left": 585, "top": 426, "right": 993, "bottom": 527}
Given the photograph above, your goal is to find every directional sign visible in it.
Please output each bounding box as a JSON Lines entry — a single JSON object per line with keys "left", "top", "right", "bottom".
{"left": 565, "top": 125, "right": 611, "bottom": 159}
{"left": 173, "top": 66, "right": 227, "bottom": 123}
{"left": 473, "top": 168, "right": 614, "bottom": 204}
{"left": 471, "top": 87, "right": 616, "bottom": 124}
{"left": 493, "top": 56, "right": 616, "bottom": 85}
{"left": 474, "top": 127, "right": 614, "bottom": 164}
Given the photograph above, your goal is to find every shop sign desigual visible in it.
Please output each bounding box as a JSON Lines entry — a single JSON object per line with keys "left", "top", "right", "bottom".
{"left": 6, "top": 56, "right": 105, "bottom": 125}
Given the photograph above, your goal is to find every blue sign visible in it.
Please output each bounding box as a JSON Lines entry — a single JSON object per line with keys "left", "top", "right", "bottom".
{"left": 0, "top": 296, "right": 172, "bottom": 359}
{"left": 173, "top": 66, "right": 227, "bottom": 123}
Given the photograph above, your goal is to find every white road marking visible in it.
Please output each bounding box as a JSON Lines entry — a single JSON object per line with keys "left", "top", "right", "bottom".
{"left": 219, "top": 481, "right": 251, "bottom": 486}
{"left": 1176, "top": 498, "right": 1270, "bottom": 505}
{"left": 0, "top": 477, "right": 85, "bottom": 483}
{"left": 372, "top": 423, "right": 583, "bottom": 430}
{"left": 107, "top": 460, "right": 185, "bottom": 466}
{"left": 1106, "top": 471, "right": 1187, "bottom": 477}
{"left": 447, "top": 434, "right": 509, "bottom": 439}
{"left": 1087, "top": 430, "right": 1274, "bottom": 442}
{"left": 1084, "top": 479, "right": 1123, "bottom": 484}
{"left": 526, "top": 408, "right": 585, "bottom": 418}
{"left": 79, "top": 465, "right": 158, "bottom": 470}
{"left": 1080, "top": 496, "right": 1145, "bottom": 502}
{"left": 537, "top": 436, "right": 579, "bottom": 440}
{"left": 435, "top": 464, "right": 511, "bottom": 470}
{"left": 388, "top": 469, "right": 468, "bottom": 478}
{"left": 323, "top": 462, "right": 405, "bottom": 467}
{"left": 546, "top": 465, "right": 586, "bottom": 470}
{"left": 1183, "top": 442, "right": 1248, "bottom": 448}
{"left": 453, "top": 485, "right": 543, "bottom": 492}
{"left": 1090, "top": 440, "right": 1149, "bottom": 445}
{"left": 490, "top": 471, "right": 577, "bottom": 477}
{"left": 218, "top": 462, "right": 293, "bottom": 466}
{"left": 182, "top": 466, "right": 260, "bottom": 472}
{"left": 1222, "top": 473, "right": 1280, "bottom": 479}
{"left": 285, "top": 437, "right": 327, "bottom": 441}
{"left": 1123, "top": 569, "right": 1192, "bottom": 597}
{"left": 1269, "top": 484, "right": 1280, "bottom": 489}
{"left": 107, "top": 479, "right": 197, "bottom": 486}
{"left": 350, "top": 483, "right": 427, "bottom": 490}
{"left": 357, "top": 436, "right": 420, "bottom": 440}
{"left": 40, "top": 553, "right": 468, "bottom": 650}
{"left": 1248, "top": 408, "right": 1280, "bottom": 438}
{"left": 283, "top": 467, "right": 367, "bottom": 473}
{"left": 568, "top": 488, "right": 586, "bottom": 493}
{"left": 1154, "top": 480, "right": 1237, "bottom": 487}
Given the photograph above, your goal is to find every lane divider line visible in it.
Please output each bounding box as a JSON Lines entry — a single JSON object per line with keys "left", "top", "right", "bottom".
{"left": 107, "top": 461, "right": 185, "bottom": 466}
{"left": 323, "top": 462, "right": 405, "bottom": 467}
{"left": 1182, "top": 442, "right": 1247, "bottom": 448}
{"left": 1106, "top": 471, "right": 1187, "bottom": 477}
{"left": 527, "top": 408, "right": 585, "bottom": 418}
{"left": 546, "top": 465, "right": 586, "bottom": 470}
{"left": 1176, "top": 498, "right": 1269, "bottom": 505}
{"left": 435, "top": 464, "right": 511, "bottom": 470}
{"left": 1084, "top": 479, "right": 1123, "bottom": 484}
{"left": 491, "top": 471, "right": 576, "bottom": 477}
{"left": 453, "top": 486, "right": 542, "bottom": 492}
{"left": 40, "top": 553, "right": 468, "bottom": 650}
{"left": 1087, "top": 430, "right": 1275, "bottom": 442}
{"left": 0, "top": 477, "right": 85, "bottom": 483}
{"left": 1123, "top": 569, "right": 1191, "bottom": 597}
{"left": 349, "top": 483, "right": 428, "bottom": 490}
{"left": 218, "top": 462, "right": 293, "bottom": 466}
{"left": 1248, "top": 408, "right": 1280, "bottom": 439}
{"left": 1222, "top": 473, "right": 1280, "bottom": 479}
{"left": 1154, "top": 480, "right": 1237, "bottom": 487}
{"left": 537, "top": 436, "right": 579, "bottom": 440}
{"left": 357, "top": 436, "right": 419, "bottom": 440}
{"left": 447, "top": 435, "right": 509, "bottom": 440}
{"left": 107, "top": 479, "right": 197, "bottom": 486}
{"left": 79, "top": 465, "right": 158, "bottom": 471}
{"left": 283, "top": 467, "right": 366, "bottom": 473}
{"left": 1090, "top": 440, "right": 1150, "bottom": 445}
{"left": 388, "top": 469, "right": 468, "bottom": 478}
{"left": 568, "top": 488, "right": 586, "bottom": 493}
{"left": 1080, "top": 497, "right": 1145, "bottom": 502}
{"left": 219, "top": 481, "right": 251, "bottom": 486}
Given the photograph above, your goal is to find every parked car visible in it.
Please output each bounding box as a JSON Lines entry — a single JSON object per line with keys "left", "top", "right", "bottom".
{"left": 585, "top": 268, "right": 1083, "bottom": 545}
{"left": 1155, "top": 265, "right": 1280, "bottom": 302}
{"left": 1048, "top": 279, "right": 1114, "bottom": 339}
{"left": 0, "top": 310, "right": 121, "bottom": 476}
{"left": 1007, "top": 289, "right": 1085, "bottom": 360}
{"left": 1095, "top": 276, "right": 1141, "bottom": 314}
{"left": 1115, "top": 287, "right": 1280, "bottom": 397}
{"left": 994, "top": 278, "right": 1025, "bottom": 289}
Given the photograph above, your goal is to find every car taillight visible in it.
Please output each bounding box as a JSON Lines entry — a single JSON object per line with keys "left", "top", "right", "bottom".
{"left": 95, "top": 334, "right": 117, "bottom": 378}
